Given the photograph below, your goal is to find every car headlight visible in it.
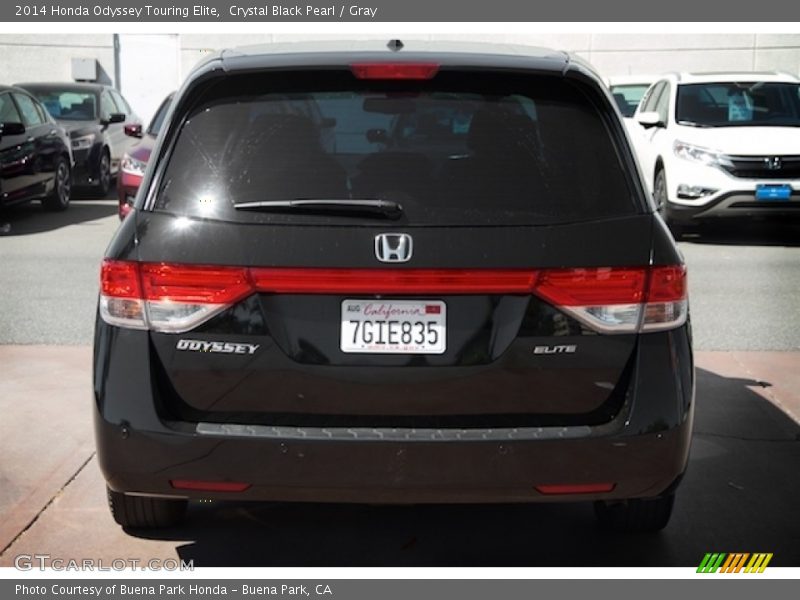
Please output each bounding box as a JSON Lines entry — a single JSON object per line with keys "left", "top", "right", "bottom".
{"left": 71, "top": 134, "right": 96, "bottom": 151}
{"left": 120, "top": 154, "right": 146, "bottom": 177}
{"left": 673, "top": 140, "right": 732, "bottom": 168}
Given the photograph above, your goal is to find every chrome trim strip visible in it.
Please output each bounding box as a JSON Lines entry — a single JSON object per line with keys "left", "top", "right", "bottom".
{"left": 195, "top": 422, "right": 592, "bottom": 442}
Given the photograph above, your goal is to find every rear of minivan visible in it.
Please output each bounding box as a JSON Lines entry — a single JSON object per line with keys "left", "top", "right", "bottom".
{"left": 93, "top": 42, "right": 694, "bottom": 533}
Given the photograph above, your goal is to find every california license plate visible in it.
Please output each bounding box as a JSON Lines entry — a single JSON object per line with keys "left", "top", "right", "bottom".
{"left": 340, "top": 300, "right": 446, "bottom": 354}
{"left": 755, "top": 184, "right": 792, "bottom": 200}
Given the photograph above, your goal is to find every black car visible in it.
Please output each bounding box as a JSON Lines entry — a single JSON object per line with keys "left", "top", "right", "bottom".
{"left": 94, "top": 41, "right": 694, "bottom": 533}
{"left": 16, "top": 82, "right": 140, "bottom": 196}
{"left": 1, "top": 85, "right": 72, "bottom": 211}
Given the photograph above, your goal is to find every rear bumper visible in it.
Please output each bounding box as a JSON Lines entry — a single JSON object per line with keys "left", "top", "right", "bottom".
{"left": 93, "top": 326, "right": 695, "bottom": 504}
{"left": 71, "top": 145, "right": 109, "bottom": 187}
{"left": 95, "top": 412, "right": 692, "bottom": 504}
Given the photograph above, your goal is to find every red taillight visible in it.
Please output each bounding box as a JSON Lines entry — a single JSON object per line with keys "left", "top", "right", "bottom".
{"left": 100, "top": 260, "right": 147, "bottom": 329}
{"left": 250, "top": 268, "right": 538, "bottom": 295}
{"left": 533, "top": 265, "right": 687, "bottom": 333}
{"left": 100, "top": 261, "right": 254, "bottom": 333}
{"left": 535, "top": 483, "right": 615, "bottom": 495}
{"left": 101, "top": 259, "right": 142, "bottom": 299}
{"left": 646, "top": 265, "right": 687, "bottom": 302}
{"left": 535, "top": 267, "right": 648, "bottom": 306}
{"left": 640, "top": 265, "right": 688, "bottom": 332}
{"left": 350, "top": 62, "right": 439, "bottom": 80}
{"left": 100, "top": 261, "right": 687, "bottom": 335}
{"left": 139, "top": 263, "right": 251, "bottom": 304}
{"left": 170, "top": 479, "right": 251, "bottom": 492}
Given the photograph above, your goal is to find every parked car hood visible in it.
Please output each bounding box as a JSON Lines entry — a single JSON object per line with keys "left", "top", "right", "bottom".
{"left": 58, "top": 120, "right": 98, "bottom": 135}
{"left": 674, "top": 125, "right": 800, "bottom": 155}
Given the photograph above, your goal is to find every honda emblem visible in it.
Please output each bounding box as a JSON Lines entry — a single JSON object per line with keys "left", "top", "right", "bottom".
{"left": 375, "top": 233, "right": 413, "bottom": 263}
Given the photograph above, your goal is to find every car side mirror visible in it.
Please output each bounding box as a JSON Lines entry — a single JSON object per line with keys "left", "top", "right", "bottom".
{"left": 636, "top": 111, "right": 665, "bottom": 129}
{"left": 102, "top": 113, "right": 126, "bottom": 126}
{"left": 124, "top": 123, "right": 143, "bottom": 138}
{"left": 0, "top": 122, "right": 26, "bottom": 139}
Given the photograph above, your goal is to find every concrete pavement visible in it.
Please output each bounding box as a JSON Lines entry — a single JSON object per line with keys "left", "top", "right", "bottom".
{"left": 0, "top": 346, "right": 95, "bottom": 556}
{"left": 0, "top": 198, "right": 118, "bottom": 345}
{"left": 679, "top": 222, "right": 800, "bottom": 351}
{"left": 0, "top": 346, "right": 797, "bottom": 567}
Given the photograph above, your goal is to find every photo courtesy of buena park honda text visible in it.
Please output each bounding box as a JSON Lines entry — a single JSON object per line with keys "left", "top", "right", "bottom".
{"left": 0, "top": 0, "right": 797, "bottom": 596}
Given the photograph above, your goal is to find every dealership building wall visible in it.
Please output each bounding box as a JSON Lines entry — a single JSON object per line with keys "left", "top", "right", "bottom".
{"left": 2, "top": 33, "right": 800, "bottom": 124}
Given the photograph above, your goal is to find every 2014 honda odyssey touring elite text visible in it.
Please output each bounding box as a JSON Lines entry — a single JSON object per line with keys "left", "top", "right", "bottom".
{"left": 93, "top": 41, "right": 694, "bottom": 533}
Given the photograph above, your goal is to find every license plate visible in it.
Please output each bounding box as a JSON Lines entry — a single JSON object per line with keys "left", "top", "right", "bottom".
{"left": 755, "top": 184, "right": 792, "bottom": 201}
{"left": 340, "top": 300, "right": 446, "bottom": 354}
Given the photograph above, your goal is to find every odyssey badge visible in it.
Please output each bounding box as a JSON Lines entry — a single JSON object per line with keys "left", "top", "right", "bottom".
{"left": 176, "top": 339, "right": 260, "bottom": 355}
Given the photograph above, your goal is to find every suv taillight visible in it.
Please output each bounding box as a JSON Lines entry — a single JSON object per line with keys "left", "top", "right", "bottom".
{"left": 100, "top": 260, "right": 251, "bottom": 333}
{"left": 100, "top": 262, "right": 687, "bottom": 334}
{"left": 534, "top": 265, "right": 688, "bottom": 333}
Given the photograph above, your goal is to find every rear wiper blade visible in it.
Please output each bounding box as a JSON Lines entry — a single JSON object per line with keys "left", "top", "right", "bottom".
{"left": 234, "top": 198, "right": 403, "bottom": 219}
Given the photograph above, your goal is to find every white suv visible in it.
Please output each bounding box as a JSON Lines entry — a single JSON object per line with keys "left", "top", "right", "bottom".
{"left": 633, "top": 71, "right": 800, "bottom": 233}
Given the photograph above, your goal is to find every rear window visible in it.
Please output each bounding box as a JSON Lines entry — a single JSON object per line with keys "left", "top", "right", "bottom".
{"left": 153, "top": 71, "right": 638, "bottom": 226}
{"left": 676, "top": 82, "right": 800, "bottom": 127}
{"left": 609, "top": 84, "right": 650, "bottom": 118}
{"left": 29, "top": 90, "right": 98, "bottom": 121}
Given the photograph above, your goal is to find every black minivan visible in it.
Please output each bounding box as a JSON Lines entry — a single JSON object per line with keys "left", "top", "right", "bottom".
{"left": 94, "top": 41, "right": 694, "bottom": 533}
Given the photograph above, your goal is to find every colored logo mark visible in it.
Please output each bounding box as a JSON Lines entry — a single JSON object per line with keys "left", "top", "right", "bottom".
{"left": 697, "top": 553, "right": 773, "bottom": 573}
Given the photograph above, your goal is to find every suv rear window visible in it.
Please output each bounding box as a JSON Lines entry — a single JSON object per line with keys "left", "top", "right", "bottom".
{"left": 153, "top": 71, "right": 638, "bottom": 226}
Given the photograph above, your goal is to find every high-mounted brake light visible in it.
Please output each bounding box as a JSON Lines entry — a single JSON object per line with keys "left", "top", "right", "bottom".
{"left": 350, "top": 62, "right": 439, "bottom": 80}
{"left": 99, "top": 262, "right": 687, "bottom": 335}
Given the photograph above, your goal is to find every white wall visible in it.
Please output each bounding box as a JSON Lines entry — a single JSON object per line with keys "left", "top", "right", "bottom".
{"left": 583, "top": 34, "right": 800, "bottom": 76}
{"left": 118, "top": 34, "right": 181, "bottom": 125}
{"left": 0, "top": 34, "right": 115, "bottom": 86}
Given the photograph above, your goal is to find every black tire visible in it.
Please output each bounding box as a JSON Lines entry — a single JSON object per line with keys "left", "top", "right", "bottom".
{"left": 594, "top": 493, "right": 675, "bottom": 533}
{"left": 654, "top": 167, "right": 687, "bottom": 239}
{"left": 653, "top": 167, "right": 669, "bottom": 218}
{"left": 107, "top": 487, "right": 187, "bottom": 529}
{"left": 94, "top": 150, "right": 112, "bottom": 198}
{"left": 42, "top": 156, "right": 71, "bottom": 211}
